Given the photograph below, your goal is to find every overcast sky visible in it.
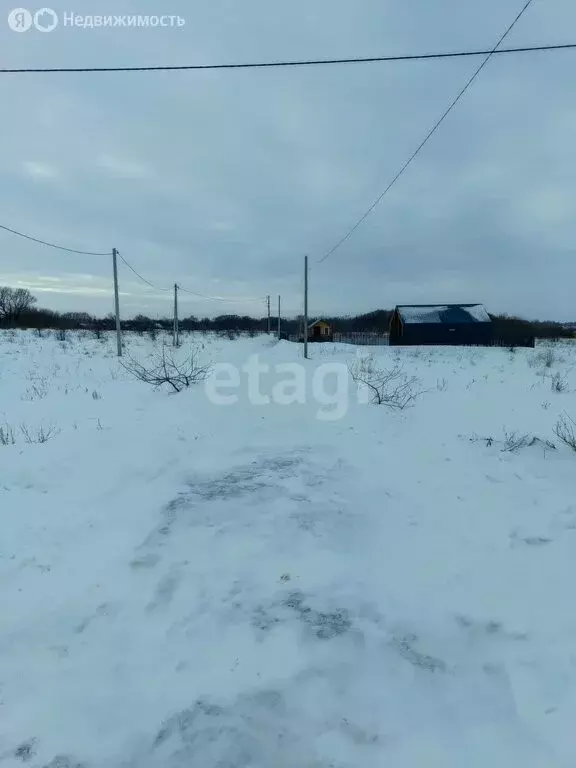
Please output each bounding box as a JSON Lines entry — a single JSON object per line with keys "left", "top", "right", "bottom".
{"left": 1, "top": 0, "right": 575, "bottom": 321}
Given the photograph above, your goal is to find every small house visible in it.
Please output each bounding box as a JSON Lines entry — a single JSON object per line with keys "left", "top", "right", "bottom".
{"left": 307, "top": 320, "right": 333, "bottom": 342}
{"left": 389, "top": 304, "right": 493, "bottom": 346}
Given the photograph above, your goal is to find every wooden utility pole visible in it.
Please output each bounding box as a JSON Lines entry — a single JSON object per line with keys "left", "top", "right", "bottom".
{"left": 112, "top": 247, "right": 122, "bottom": 357}
{"left": 277, "top": 295, "right": 281, "bottom": 340}
{"left": 304, "top": 255, "right": 309, "bottom": 359}
{"left": 173, "top": 283, "right": 179, "bottom": 347}
{"left": 266, "top": 295, "right": 271, "bottom": 333}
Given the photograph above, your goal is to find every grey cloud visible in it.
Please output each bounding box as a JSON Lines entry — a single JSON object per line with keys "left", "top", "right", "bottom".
{"left": 1, "top": 0, "right": 575, "bottom": 319}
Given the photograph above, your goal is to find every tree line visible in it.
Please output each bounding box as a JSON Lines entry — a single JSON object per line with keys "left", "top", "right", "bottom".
{"left": 0, "top": 285, "right": 573, "bottom": 340}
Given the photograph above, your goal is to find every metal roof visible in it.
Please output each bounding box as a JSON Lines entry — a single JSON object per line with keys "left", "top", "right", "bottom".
{"left": 396, "top": 304, "right": 491, "bottom": 325}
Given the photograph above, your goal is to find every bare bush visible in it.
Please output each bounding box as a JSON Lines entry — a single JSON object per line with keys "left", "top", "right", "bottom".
{"left": 530, "top": 347, "right": 556, "bottom": 369}
{"left": 22, "top": 372, "right": 49, "bottom": 401}
{"left": 501, "top": 429, "right": 533, "bottom": 453}
{"left": 554, "top": 413, "right": 576, "bottom": 452}
{"left": 19, "top": 423, "right": 60, "bottom": 444}
{"left": 0, "top": 424, "right": 16, "bottom": 446}
{"left": 550, "top": 372, "right": 568, "bottom": 393}
{"left": 465, "top": 434, "right": 495, "bottom": 447}
{"left": 121, "top": 344, "right": 211, "bottom": 392}
{"left": 349, "top": 357, "right": 421, "bottom": 409}
{"left": 22, "top": 380, "right": 49, "bottom": 401}
{"left": 542, "top": 347, "right": 557, "bottom": 368}
{"left": 466, "top": 430, "right": 555, "bottom": 454}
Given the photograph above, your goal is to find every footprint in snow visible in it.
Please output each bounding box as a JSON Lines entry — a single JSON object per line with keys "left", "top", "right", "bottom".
{"left": 146, "top": 566, "right": 184, "bottom": 613}
{"left": 509, "top": 530, "right": 553, "bottom": 547}
{"left": 129, "top": 553, "right": 161, "bottom": 570}
{"left": 521, "top": 536, "right": 553, "bottom": 547}
{"left": 455, "top": 614, "right": 528, "bottom": 641}
{"left": 74, "top": 603, "right": 116, "bottom": 634}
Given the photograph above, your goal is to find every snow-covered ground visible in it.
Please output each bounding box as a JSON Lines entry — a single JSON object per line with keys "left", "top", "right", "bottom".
{"left": 1, "top": 329, "right": 576, "bottom": 767}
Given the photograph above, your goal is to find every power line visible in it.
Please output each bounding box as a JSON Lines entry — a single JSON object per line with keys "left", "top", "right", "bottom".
{"left": 1, "top": 42, "right": 575, "bottom": 74}
{"left": 102, "top": 256, "right": 265, "bottom": 303}
{"left": 178, "top": 285, "right": 266, "bottom": 303}
{"left": 0, "top": 222, "right": 109, "bottom": 256}
{"left": 0, "top": 220, "right": 264, "bottom": 303}
{"left": 116, "top": 251, "right": 172, "bottom": 291}
{"left": 317, "top": 0, "right": 536, "bottom": 264}
{"left": 115, "top": 254, "right": 264, "bottom": 302}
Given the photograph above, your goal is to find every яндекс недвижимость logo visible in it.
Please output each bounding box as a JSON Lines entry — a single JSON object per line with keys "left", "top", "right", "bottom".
{"left": 7, "top": 8, "right": 185, "bottom": 31}
{"left": 8, "top": 7, "right": 59, "bottom": 32}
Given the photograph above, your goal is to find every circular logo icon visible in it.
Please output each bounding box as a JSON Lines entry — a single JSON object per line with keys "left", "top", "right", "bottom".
{"left": 33, "top": 7, "right": 58, "bottom": 32}
{"left": 7, "top": 7, "right": 33, "bottom": 31}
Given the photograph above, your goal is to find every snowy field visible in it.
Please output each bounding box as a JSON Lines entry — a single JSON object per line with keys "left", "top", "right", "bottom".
{"left": 1, "top": 329, "right": 576, "bottom": 767}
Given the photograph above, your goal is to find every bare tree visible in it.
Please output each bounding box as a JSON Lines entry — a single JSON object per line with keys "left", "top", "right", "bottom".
{"left": 0, "top": 286, "right": 8, "bottom": 319}
{"left": 62, "top": 311, "right": 94, "bottom": 327}
{"left": 0, "top": 286, "right": 37, "bottom": 325}
{"left": 121, "top": 344, "right": 211, "bottom": 392}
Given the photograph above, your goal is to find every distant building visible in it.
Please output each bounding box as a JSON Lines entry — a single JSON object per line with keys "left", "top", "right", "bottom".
{"left": 307, "top": 320, "right": 333, "bottom": 342}
{"left": 389, "top": 304, "right": 493, "bottom": 346}
{"left": 290, "top": 320, "right": 334, "bottom": 343}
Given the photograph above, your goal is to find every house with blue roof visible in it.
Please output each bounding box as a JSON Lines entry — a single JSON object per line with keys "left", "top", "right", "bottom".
{"left": 389, "top": 304, "right": 493, "bottom": 346}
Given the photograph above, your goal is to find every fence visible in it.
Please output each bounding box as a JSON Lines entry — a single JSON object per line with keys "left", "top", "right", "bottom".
{"left": 287, "top": 332, "right": 389, "bottom": 346}
{"left": 491, "top": 337, "right": 536, "bottom": 348}
{"left": 333, "top": 332, "right": 389, "bottom": 346}
{"left": 282, "top": 332, "right": 538, "bottom": 348}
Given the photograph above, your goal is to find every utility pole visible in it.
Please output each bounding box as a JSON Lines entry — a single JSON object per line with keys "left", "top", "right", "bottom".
{"left": 112, "top": 247, "right": 122, "bottom": 357}
{"left": 304, "top": 255, "right": 309, "bottom": 359}
{"left": 277, "top": 295, "right": 281, "bottom": 340}
{"left": 173, "top": 283, "right": 179, "bottom": 347}
{"left": 266, "top": 295, "right": 271, "bottom": 333}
